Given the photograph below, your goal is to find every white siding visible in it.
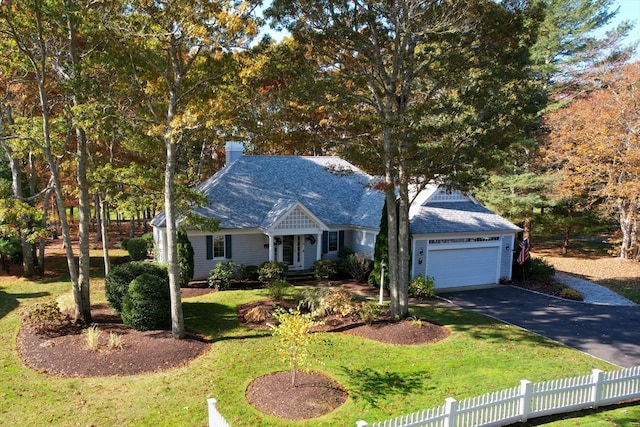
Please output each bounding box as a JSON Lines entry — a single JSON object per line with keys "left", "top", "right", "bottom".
{"left": 350, "top": 229, "right": 376, "bottom": 258}
{"left": 189, "top": 233, "right": 270, "bottom": 281}
{"left": 500, "top": 234, "right": 515, "bottom": 280}
{"left": 412, "top": 239, "right": 428, "bottom": 277}
{"left": 411, "top": 233, "right": 518, "bottom": 290}
{"left": 153, "top": 227, "right": 167, "bottom": 264}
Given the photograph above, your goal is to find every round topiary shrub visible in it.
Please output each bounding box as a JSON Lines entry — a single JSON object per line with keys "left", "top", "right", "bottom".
{"left": 105, "top": 261, "right": 168, "bottom": 313}
{"left": 120, "top": 273, "right": 171, "bottom": 331}
{"left": 126, "top": 237, "right": 148, "bottom": 261}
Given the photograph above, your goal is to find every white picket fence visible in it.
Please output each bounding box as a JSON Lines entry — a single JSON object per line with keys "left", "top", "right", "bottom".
{"left": 207, "top": 367, "right": 640, "bottom": 427}
{"left": 356, "top": 366, "right": 640, "bottom": 427}
{"left": 208, "top": 398, "right": 231, "bottom": 427}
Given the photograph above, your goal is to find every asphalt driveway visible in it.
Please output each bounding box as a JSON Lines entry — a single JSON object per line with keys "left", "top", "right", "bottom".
{"left": 443, "top": 286, "right": 640, "bottom": 368}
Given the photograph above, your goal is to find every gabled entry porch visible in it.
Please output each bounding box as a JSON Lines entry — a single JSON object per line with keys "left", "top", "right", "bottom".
{"left": 263, "top": 200, "right": 326, "bottom": 271}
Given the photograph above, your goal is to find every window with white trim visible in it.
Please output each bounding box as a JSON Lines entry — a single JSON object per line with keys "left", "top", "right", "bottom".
{"left": 206, "top": 235, "right": 226, "bottom": 259}
{"left": 328, "top": 231, "right": 338, "bottom": 252}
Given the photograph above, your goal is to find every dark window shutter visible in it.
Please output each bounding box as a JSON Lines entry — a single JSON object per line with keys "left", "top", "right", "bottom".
{"left": 322, "top": 231, "right": 328, "bottom": 254}
{"left": 338, "top": 230, "right": 345, "bottom": 249}
{"left": 206, "top": 236, "right": 213, "bottom": 260}
{"left": 225, "top": 235, "right": 232, "bottom": 259}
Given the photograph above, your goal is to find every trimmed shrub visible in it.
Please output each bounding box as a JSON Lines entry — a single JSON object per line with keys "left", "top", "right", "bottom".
{"left": 177, "top": 228, "right": 194, "bottom": 286}
{"left": 141, "top": 232, "right": 155, "bottom": 252}
{"left": 121, "top": 273, "right": 171, "bottom": 331}
{"left": 208, "top": 261, "right": 235, "bottom": 291}
{"left": 313, "top": 259, "right": 337, "bottom": 280}
{"left": 258, "top": 261, "right": 288, "bottom": 282}
{"left": 359, "top": 301, "right": 385, "bottom": 325}
{"left": 266, "top": 279, "right": 290, "bottom": 301}
{"left": 512, "top": 256, "right": 555, "bottom": 281}
{"left": 105, "top": 261, "right": 168, "bottom": 313}
{"left": 21, "top": 300, "right": 71, "bottom": 335}
{"left": 236, "top": 264, "right": 259, "bottom": 281}
{"left": 341, "top": 253, "right": 373, "bottom": 282}
{"left": 126, "top": 237, "right": 148, "bottom": 261}
{"left": 409, "top": 274, "right": 436, "bottom": 298}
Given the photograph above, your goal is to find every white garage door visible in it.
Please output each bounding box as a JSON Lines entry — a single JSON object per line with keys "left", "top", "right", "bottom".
{"left": 427, "top": 246, "right": 499, "bottom": 289}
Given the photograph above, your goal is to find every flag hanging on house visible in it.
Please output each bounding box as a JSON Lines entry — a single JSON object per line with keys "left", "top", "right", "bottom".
{"left": 517, "top": 238, "right": 530, "bottom": 265}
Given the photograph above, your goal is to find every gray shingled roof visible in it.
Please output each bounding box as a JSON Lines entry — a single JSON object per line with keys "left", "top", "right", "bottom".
{"left": 410, "top": 202, "right": 522, "bottom": 235}
{"left": 152, "top": 155, "right": 385, "bottom": 230}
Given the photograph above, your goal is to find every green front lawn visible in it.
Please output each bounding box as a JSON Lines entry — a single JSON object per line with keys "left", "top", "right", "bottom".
{"left": 1, "top": 266, "right": 638, "bottom": 426}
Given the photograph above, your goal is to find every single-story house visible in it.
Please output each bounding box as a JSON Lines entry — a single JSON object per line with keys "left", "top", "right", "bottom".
{"left": 151, "top": 142, "right": 521, "bottom": 291}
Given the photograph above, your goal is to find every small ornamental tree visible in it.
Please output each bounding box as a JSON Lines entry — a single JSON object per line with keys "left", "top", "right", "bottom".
{"left": 176, "top": 228, "right": 194, "bottom": 287}
{"left": 270, "top": 308, "right": 318, "bottom": 386}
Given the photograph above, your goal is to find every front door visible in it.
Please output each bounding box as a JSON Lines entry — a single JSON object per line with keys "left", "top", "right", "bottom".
{"left": 281, "top": 235, "right": 303, "bottom": 270}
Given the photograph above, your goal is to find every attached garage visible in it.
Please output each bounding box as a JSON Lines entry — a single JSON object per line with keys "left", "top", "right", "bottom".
{"left": 409, "top": 186, "right": 521, "bottom": 291}
{"left": 426, "top": 244, "right": 500, "bottom": 289}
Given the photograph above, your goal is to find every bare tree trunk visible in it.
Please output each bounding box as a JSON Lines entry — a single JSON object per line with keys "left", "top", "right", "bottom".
{"left": 38, "top": 187, "right": 52, "bottom": 275}
{"left": 99, "top": 194, "right": 111, "bottom": 277}
{"left": 75, "top": 125, "right": 92, "bottom": 323}
{"left": 618, "top": 199, "right": 636, "bottom": 259}
{"left": 95, "top": 194, "right": 102, "bottom": 242}
{"left": 0, "top": 105, "right": 35, "bottom": 277}
{"left": 562, "top": 228, "right": 570, "bottom": 256}
{"left": 397, "top": 165, "right": 410, "bottom": 318}
{"left": 165, "top": 133, "right": 185, "bottom": 338}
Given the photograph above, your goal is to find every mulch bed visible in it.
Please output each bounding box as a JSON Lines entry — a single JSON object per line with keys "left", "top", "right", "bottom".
{"left": 16, "top": 282, "right": 451, "bottom": 421}
{"left": 246, "top": 370, "right": 348, "bottom": 421}
{"left": 511, "top": 279, "right": 584, "bottom": 300}
{"left": 16, "top": 303, "right": 210, "bottom": 378}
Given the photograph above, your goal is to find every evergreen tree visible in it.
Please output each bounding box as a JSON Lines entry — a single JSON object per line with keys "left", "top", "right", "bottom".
{"left": 177, "top": 228, "right": 194, "bottom": 287}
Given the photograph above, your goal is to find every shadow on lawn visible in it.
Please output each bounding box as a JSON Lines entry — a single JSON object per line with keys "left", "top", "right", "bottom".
{"left": 412, "top": 305, "right": 559, "bottom": 349}
{"left": 506, "top": 399, "right": 640, "bottom": 426}
{"left": 183, "top": 301, "right": 271, "bottom": 342}
{"left": 0, "top": 287, "right": 50, "bottom": 322}
{"left": 342, "top": 366, "right": 432, "bottom": 407}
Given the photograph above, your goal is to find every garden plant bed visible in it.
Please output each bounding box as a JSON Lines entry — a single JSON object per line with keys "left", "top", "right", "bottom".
{"left": 511, "top": 279, "right": 584, "bottom": 301}
{"left": 17, "top": 303, "right": 210, "bottom": 377}
{"left": 237, "top": 291, "right": 451, "bottom": 420}
{"left": 16, "top": 282, "right": 451, "bottom": 421}
{"left": 237, "top": 297, "right": 451, "bottom": 345}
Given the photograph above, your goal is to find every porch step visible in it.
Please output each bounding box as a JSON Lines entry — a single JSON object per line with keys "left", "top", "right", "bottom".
{"left": 284, "top": 270, "right": 315, "bottom": 281}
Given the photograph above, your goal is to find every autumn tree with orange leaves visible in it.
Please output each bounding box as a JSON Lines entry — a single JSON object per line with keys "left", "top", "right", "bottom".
{"left": 543, "top": 62, "right": 640, "bottom": 260}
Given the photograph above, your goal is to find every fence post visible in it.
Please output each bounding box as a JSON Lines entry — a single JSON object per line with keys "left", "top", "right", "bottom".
{"left": 591, "top": 369, "right": 604, "bottom": 408}
{"left": 519, "top": 380, "right": 532, "bottom": 422}
{"left": 208, "top": 398, "right": 218, "bottom": 427}
{"left": 443, "top": 397, "right": 457, "bottom": 427}
{"left": 355, "top": 421, "right": 370, "bottom": 427}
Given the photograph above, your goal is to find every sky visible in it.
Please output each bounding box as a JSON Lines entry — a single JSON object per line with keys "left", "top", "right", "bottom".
{"left": 609, "top": 0, "right": 640, "bottom": 51}
{"left": 261, "top": 1, "right": 640, "bottom": 48}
